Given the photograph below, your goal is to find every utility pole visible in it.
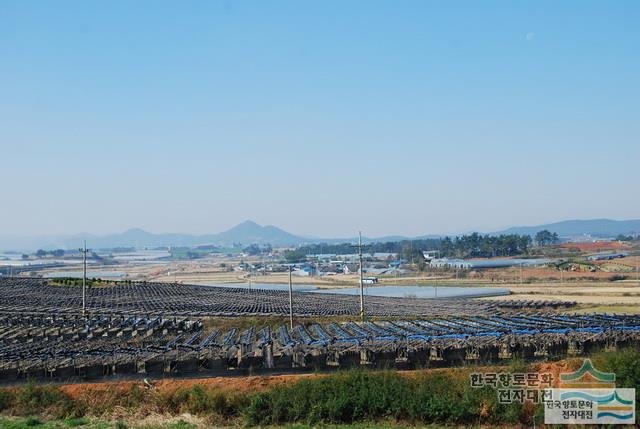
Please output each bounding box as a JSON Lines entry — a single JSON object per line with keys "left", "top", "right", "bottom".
{"left": 520, "top": 262, "right": 523, "bottom": 286}
{"left": 434, "top": 260, "right": 438, "bottom": 299}
{"left": 410, "top": 240, "right": 414, "bottom": 265}
{"left": 288, "top": 265, "right": 293, "bottom": 330}
{"left": 359, "top": 232, "right": 365, "bottom": 321}
{"left": 81, "top": 241, "right": 87, "bottom": 316}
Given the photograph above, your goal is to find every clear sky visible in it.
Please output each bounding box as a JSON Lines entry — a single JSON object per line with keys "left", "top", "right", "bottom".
{"left": 1, "top": 1, "right": 638, "bottom": 238}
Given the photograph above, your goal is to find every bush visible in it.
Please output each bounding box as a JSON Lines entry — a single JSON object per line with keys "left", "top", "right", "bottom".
{"left": 245, "top": 369, "right": 522, "bottom": 426}
{"left": 23, "top": 416, "right": 42, "bottom": 426}
{"left": 0, "top": 367, "right": 558, "bottom": 426}
{"left": 507, "top": 356, "right": 529, "bottom": 373}
{"left": 65, "top": 417, "right": 89, "bottom": 427}
{"left": 409, "top": 372, "right": 465, "bottom": 422}
{"left": 156, "top": 385, "right": 247, "bottom": 418}
{"left": 13, "top": 384, "right": 79, "bottom": 418}
{"left": 593, "top": 347, "right": 640, "bottom": 418}
{"left": 0, "top": 388, "right": 14, "bottom": 411}
{"left": 246, "top": 371, "right": 412, "bottom": 425}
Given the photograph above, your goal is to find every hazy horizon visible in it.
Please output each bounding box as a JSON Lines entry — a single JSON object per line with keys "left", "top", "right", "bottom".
{"left": 2, "top": 218, "right": 640, "bottom": 244}
{"left": 2, "top": 1, "right": 639, "bottom": 238}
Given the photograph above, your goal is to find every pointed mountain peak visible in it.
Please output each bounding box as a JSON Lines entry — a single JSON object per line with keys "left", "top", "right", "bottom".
{"left": 121, "top": 228, "right": 153, "bottom": 237}
{"left": 226, "top": 220, "right": 263, "bottom": 232}
{"left": 123, "top": 227, "right": 150, "bottom": 234}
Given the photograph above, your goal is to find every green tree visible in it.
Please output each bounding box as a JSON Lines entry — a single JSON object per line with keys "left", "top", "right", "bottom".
{"left": 535, "top": 230, "right": 559, "bottom": 246}
{"left": 615, "top": 234, "right": 633, "bottom": 242}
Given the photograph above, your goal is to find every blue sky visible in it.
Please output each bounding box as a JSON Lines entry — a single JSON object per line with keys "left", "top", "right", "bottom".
{"left": 1, "top": 1, "right": 638, "bottom": 237}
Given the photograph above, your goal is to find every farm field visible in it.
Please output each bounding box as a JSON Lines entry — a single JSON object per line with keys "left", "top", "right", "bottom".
{"left": 1, "top": 276, "right": 638, "bottom": 386}
{"left": 35, "top": 253, "right": 640, "bottom": 312}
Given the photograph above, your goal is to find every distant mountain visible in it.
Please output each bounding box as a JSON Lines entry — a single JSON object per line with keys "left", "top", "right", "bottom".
{"left": 0, "top": 221, "right": 312, "bottom": 251}
{"left": 2, "top": 218, "right": 638, "bottom": 252}
{"left": 7, "top": 228, "right": 215, "bottom": 250}
{"left": 209, "top": 220, "right": 306, "bottom": 247}
{"left": 0, "top": 220, "right": 446, "bottom": 252}
{"left": 495, "top": 219, "right": 640, "bottom": 239}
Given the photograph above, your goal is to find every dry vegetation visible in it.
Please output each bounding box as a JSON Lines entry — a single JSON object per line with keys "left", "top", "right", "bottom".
{"left": 2, "top": 350, "right": 638, "bottom": 428}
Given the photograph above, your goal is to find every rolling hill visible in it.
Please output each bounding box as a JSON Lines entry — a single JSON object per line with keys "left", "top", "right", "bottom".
{"left": 495, "top": 218, "right": 640, "bottom": 238}
{"left": 1, "top": 218, "right": 638, "bottom": 252}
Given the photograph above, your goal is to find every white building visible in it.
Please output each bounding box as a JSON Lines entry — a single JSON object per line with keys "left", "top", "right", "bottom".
{"left": 429, "top": 258, "right": 471, "bottom": 269}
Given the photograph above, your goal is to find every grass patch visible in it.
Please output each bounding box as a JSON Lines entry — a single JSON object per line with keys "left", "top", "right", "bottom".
{"left": 592, "top": 347, "right": 640, "bottom": 412}
{"left": 155, "top": 384, "right": 248, "bottom": 419}
{"left": 0, "top": 383, "right": 84, "bottom": 419}
{"left": 573, "top": 304, "right": 640, "bottom": 314}
{"left": 281, "top": 425, "right": 480, "bottom": 429}
{"left": 0, "top": 418, "right": 194, "bottom": 429}
{"left": 245, "top": 370, "right": 532, "bottom": 426}
{"left": 158, "top": 422, "right": 197, "bottom": 429}
{"left": 0, "top": 418, "right": 470, "bottom": 429}
{"left": 64, "top": 417, "right": 89, "bottom": 427}
{"left": 2, "top": 350, "right": 639, "bottom": 426}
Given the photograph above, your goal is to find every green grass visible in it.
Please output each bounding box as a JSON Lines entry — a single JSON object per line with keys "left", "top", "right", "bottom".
{"left": 48, "top": 278, "right": 113, "bottom": 288}
{"left": 0, "top": 417, "right": 100, "bottom": 429}
{"left": 283, "top": 422, "right": 475, "bottom": 429}
{"left": 573, "top": 304, "right": 640, "bottom": 314}
{"left": 245, "top": 370, "right": 529, "bottom": 426}
{"left": 0, "top": 418, "right": 480, "bottom": 429}
{"left": 63, "top": 418, "right": 90, "bottom": 428}
{"left": 169, "top": 249, "right": 210, "bottom": 260}
{"left": 0, "top": 418, "right": 196, "bottom": 429}
{"left": 2, "top": 349, "right": 639, "bottom": 427}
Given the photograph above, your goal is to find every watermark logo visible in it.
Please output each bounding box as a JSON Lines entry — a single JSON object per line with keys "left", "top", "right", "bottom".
{"left": 469, "top": 371, "right": 554, "bottom": 404}
{"left": 559, "top": 358, "right": 615, "bottom": 389}
{"left": 545, "top": 359, "right": 635, "bottom": 424}
{"left": 470, "top": 359, "right": 636, "bottom": 424}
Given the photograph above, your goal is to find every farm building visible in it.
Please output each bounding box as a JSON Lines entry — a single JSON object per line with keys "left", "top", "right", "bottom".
{"left": 587, "top": 252, "right": 629, "bottom": 261}
{"left": 429, "top": 258, "right": 471, "bottom": 269}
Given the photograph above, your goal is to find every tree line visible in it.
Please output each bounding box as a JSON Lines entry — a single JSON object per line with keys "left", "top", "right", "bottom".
{"left": 284, "top": 232, "right": 536, "bottom": 262}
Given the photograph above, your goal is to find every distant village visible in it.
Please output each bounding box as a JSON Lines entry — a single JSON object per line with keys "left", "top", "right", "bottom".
{"left": 1, "top": 227, "right": 637, "bottom": 279}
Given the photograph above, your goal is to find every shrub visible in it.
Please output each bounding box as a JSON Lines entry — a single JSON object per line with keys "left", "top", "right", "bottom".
{"left": 13, "top": 384, "right": 79, "bottom": 419}
{"left": 245, "top": 368, "right": 541, "bottom": 426}
{"left": 409, "top": 372, "right": 461, "bottom": 422}
{"left": 507, "top": 356, "right": 529, "bottom": 373}
{"left": 24, "top": 416, "right": 42, "bottom": 426}
{"left": 593, "top": 347, "right": 640, "bottom": 418}
{"left": 0, "top": 388, "right": 14, "bottom": 411}
{"left": 157, "top": 388, "right": 190, "bottom": 414}
{"left": 65, "top": 417, "right": 89, "bottom": 427}
{"left": 155, "top": 385, "right": 247, "bottom": 419}
{"left": 246, "top": 370, "right": 412, "bottom": 425}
